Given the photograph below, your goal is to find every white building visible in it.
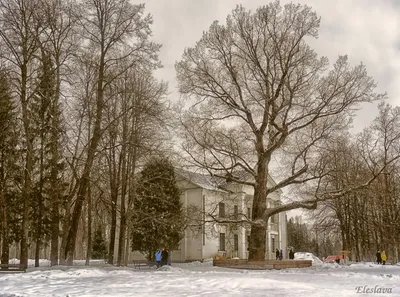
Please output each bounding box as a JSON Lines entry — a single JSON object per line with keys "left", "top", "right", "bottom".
{"left": 167, "top": 169, "right": 287, "bottom": 261}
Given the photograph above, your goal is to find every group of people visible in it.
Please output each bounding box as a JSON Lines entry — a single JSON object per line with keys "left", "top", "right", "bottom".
{"left": 275, "top": 248, "right": 295, "bottom": 260}
{"left": 376, "top": 250, "right": 387, "bottom": 265}
{"left": 155, "top": 248, "right": 170, "bottom": 268}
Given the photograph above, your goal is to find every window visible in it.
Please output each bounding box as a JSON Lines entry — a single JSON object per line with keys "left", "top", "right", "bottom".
{"left": 219, "top": 202, "right": 225, "bottom": 217}
{"left": 234, "top": 234, "right": 239, "bottom": 251}
{"left": 271, "top": 235, "right": 276, "bottom": 252}
{"left": 247, "top": 207, "right": 251, "bottom": 219}
{"left": 233, "top": 205, "right": 238, "bottom": 219}
{"left": 247, "top": 236, "right": 250, "bottom": 251}
{"left": 219, "top": 233, "right": 226, "bottom": 251}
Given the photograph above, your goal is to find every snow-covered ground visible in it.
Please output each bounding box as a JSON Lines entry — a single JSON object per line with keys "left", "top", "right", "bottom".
{"left": 294, "top": 252, "right": 324, "bottom": 265}
{"left": 1, "top": 261, "right": 400, "bottom": 297}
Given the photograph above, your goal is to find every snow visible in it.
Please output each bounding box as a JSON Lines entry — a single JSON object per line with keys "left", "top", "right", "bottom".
{"left": 1, "top": 261, "right": 400, "bottom": 296}
{"left": 7, "top": 259, "right": 107, "bottom": 267}
{"left": 294, "top": 252, "right": 324, "bottom": 265}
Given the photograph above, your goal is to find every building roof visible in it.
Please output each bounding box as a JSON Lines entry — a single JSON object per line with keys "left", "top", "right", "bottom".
{"left": 175, "top": 168, "right": 282, "bottom": 194}
{"left": 175, "top": 168, "right": 226, "bottom": 192}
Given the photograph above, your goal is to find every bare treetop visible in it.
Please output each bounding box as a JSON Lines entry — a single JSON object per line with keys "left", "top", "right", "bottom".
{"left": 176, "top": 2, "right": 384, "bottom": 187}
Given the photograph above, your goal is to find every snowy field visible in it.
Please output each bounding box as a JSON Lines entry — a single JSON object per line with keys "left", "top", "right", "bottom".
{"left": 1, "top": 261, "right": 400, "bottom": 297}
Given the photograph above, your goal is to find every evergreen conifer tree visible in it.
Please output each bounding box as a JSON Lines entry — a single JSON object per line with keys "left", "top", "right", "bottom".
{"left": 131, "top": 157, "right": 184, "bottom": 260}
{"left": 91, "top": 228, "right": 108, "bottom": 260}
{"left": 0, "top": 69, "right": 20, "bottom": 263}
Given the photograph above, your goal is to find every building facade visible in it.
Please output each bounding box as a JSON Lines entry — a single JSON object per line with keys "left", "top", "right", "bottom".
{"left": 168, "top": 169, "right": 287, "bottom": 261}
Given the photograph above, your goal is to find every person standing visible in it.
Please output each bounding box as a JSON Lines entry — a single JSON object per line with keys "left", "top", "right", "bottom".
{"left": 381, "top": 251, "right": 387, "bottom": 265}
{"left": 167, "top": 249, "right": 171, "bottom": 266}
{"left": 289, "top": 249, "right": 295, "bottom": 260}
{"left": 161, "top": 248, "right": 168, "bottom": 266}
{"left": 155, "top": 249, "right": 162, "bottom": 268}
{"left": 279, "top": 249, "right": 283, "bottom": 260}
{"left": 275, "top": 249, "right": 280, "bottom": 260}
{"left": 376, "top": 251, "right": 382, "bottom": 264}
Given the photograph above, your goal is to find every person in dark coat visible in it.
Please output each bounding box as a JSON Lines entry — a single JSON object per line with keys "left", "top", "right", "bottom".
{"left": 275, "top": 249, "right": 280, "bottom": 260}
{"left": 161, "top": 248, "right": 168, "bottom": 266}
{"left": 167, "top": 249, "right": 171, "bottom": 266}
{"left": 289, "top": 249, "right": 295, "bottom": 260}
{"left": 279, "top": 249, "right": 283, "bottom": 260}
{"left": 376, "top": 251, "right": 382, "bottom": 264}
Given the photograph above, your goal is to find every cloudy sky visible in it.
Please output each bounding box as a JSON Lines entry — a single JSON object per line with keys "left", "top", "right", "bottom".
{"left": 139, "top": 0, "right": 400, "bottom": 132}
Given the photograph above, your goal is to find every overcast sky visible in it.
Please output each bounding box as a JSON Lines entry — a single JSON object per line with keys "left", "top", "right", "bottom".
{"left": 139, "top": 0, "right": 400, "bottom": 132}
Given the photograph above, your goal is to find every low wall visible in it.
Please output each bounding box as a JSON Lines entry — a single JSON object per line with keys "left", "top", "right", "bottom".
{"left": 213, "top": 259, "right": 312, "bottom": 270}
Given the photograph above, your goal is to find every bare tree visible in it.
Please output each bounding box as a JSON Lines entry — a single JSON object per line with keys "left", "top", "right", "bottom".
{"left": 0, "top": 0, "right": 42, "bottom": 268}
{"left": 63, "top": 0, "right": 160, "bottom": 265}
{"left": 97, "top": 65, "right": 168, "bottom": 265}
{"left": 312, "top": 103, "right": 400, "bottom": 262}
{"left": 35, "top": 0, "right": 78, "bottom": 267}
{"left": 175, "top": 2, "right": 386, "bottom": 260}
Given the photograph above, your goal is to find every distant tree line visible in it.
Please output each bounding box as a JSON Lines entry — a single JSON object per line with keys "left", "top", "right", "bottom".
{"left": 287, "top": 216, "right": 341, "bottom": 258}
{"left": 289, "top": 104, "right": 400, "bottom": 263}
{"left": 311, "top": 105, "right": 400, "bottom": 263}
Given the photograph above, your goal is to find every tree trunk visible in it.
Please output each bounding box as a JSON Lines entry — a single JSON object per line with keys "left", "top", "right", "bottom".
{"left": 117, "top": 116, "right": 128, "bottom": 266}
{"left": 50, "top": 66, "right": 61, "bottom": 267}
{"left": 85, "top": 181, "right": 92, "bottom": 266}
{"left": 59, "top": 206, "right": 71, "bottom": 265}
{"left": 0, "top": 191, "right": 9, "bottom": 264}
{"left": 20, "top": 61, "right": 33, "bottom": 269}
{"left": 117, "top": 201, "right": 126, "bottom": 266}
{"left": 248, "top": 152, "right": 269, "bottom": 261}
{"left": 124, "top": 225, "right": 130, "bottom": 266}
{"left": 36, "top": 106, "right": 46, "bottom": 268}
{"left": 108, "top": 189, "right": 118, "bottom": 265}
{"left": 35, "top": 238, "right": 41, "bottom": 267}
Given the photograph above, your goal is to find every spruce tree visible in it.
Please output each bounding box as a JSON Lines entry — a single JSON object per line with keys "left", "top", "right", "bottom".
{"left": 131, "top": 157, "right": 184, "bottom": 260}
{"left": 30, "top": 50, "right": 56, "bottom": 266}
{"left": 0, "top": 69, "right": 20, "bottom": 264}
{"left": 91, "top": 228, "right": 108, "bottom": 260}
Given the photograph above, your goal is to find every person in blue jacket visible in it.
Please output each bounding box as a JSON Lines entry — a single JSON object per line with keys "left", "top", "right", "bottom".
{"left": 155, "top": 249, "right": 162, "bottom": 268}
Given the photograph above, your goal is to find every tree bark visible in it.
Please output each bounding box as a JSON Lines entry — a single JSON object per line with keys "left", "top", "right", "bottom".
{"left": 85, "top": 179, "right": 92, "bottom": 266}
{"left": 50, "top": 64, "right": 62, "bottom": 266}
{"left": 108, "top": 187, "right": 118, "bottom": 265}
{"left": 0, "top": 190, "right": 9, "bottom": 264}
{"left": 117, "top": 96, "right": 129, "bottom": 266}
{"left": 20, "top": 60, "right": 33, "bottom": 269}
{"left": 248, "top": 152, "right": 269, "bottom": 260}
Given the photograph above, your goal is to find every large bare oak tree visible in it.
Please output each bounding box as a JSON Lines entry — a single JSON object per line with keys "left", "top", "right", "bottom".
{"left": 175, "top": 2, "right": 385, "bottom": 260}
